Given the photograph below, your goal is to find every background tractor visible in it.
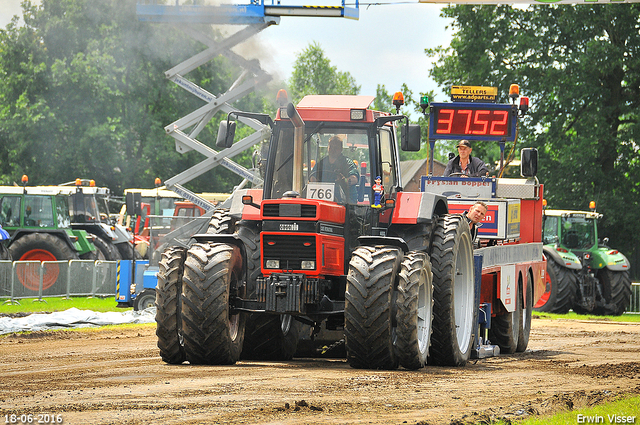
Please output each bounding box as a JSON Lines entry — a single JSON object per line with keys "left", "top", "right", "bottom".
{"left": 536, "top": 202, "right": 631, "bottom": 315}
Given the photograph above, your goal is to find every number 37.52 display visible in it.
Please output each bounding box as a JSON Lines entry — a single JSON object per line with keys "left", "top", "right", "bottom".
{"left": 428, "top": 103, "right": 517, "bottom": 142}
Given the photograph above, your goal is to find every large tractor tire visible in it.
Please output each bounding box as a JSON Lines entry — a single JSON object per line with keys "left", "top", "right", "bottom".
{"left": 181, "top": 243, "right": 245, "bottom": 365}
{"left": 534, "top": 260, "right": 577, "bottom": 314}
{"left": 9, "top": 233, "right": 78, "bottom": 291}
{"left": 207, "top": 208, "right": 235, "bottom": 234}
{"left": 489, "top": 276, "right": 521, "bottom": 354}
{"left": 155, "top": 246, "right": 187, "bottom": 364}
{"left": 593, "top": 269, "right": 632, "bottom": 316}
{"left": 90, "top": 234, "right": 121, "bottom": 261}
{"left": 134, "top": 289, "right": 156, "bottom": 311}
{"left": 395, "top": 251, "right": 433, "bottom": 370}
{"left": 345, "top": 245, "right": 401, "bottom": 370}
{"left": 516, "top": 271, "right": 534, "bottom": 352}
{"left": 428, "top": 215, "right": 477, "bottom": 367}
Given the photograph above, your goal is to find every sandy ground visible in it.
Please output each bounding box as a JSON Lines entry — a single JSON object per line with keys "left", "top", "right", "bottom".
{"left": 1, "top": 316, "right": 639, "bottom": 425}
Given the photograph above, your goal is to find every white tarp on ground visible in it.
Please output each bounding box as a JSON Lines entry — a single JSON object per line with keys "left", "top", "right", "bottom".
{"left": 0, "top": 307, "right": 156, "bottom": 335}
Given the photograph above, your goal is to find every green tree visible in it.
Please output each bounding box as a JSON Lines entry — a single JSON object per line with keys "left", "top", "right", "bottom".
{"left": 427, "top": 4, "right": 640, "bottom": 276}
{"left": 287, "top": 42, "right": 360, "bottom": 103}
{"left": 0, "top": 0, "right": 256, "bottom": 194}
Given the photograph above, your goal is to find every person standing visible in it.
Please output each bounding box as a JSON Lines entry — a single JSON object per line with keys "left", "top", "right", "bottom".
{"left": 443, "top": 140, "right": 489, "bottom": 177}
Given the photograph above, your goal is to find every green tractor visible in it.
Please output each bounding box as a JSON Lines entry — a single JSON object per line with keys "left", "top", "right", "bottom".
{"left": 0, "top": 178, "right": 97, "bottom": 291}
{"left": 536, "top": 202, "right": 631, "bottom": 315}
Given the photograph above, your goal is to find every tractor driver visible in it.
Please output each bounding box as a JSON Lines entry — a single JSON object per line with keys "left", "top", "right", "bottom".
{"left": 443, "top": 140, "right": 489, "bottom": 177}
{"left": 309, "top": 135, "right": 359, "bottom": 201}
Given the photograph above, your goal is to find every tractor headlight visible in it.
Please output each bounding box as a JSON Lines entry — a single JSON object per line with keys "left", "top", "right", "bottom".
{"left": 301, "top": 260, "right": 315, "bottom": 270}
{"left": 265, "top": 259, "right": 280, "bottom": 269}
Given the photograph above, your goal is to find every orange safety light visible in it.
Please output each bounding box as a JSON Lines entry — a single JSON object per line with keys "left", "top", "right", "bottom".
{"left": 509, "top": 84, "right": 520, "bottom": 99}
{"left": 393, "top": 92, "right": 404, "bottom": 107}
{"left": 89, "top": 179, "right": 95, "bottom": 187}
{"left": 310, "top": 159, "right": 316, "bottom": 169}
{"left": 75, "top": 178, "right": 82, "bottom": 186}
{"left": 589, "top": 201, "right": 596, "bottom": 211}
{"left": 155, "top": 177, "right": 162, "bottom": 187}
{"left": 542, "top": 198, "right": 547, "bottom": 207}
{"left": 21, "top": 175, "right": 28, "bottom": 185}
{"left": 353, "top": 159, "right": 359, "bottom": 168}
{"left": 276, "top": 89, "right": 289, "bottom": 107}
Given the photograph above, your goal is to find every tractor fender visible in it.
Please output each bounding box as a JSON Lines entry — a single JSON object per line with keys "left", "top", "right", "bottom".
{"left": 602, "top": 251, "right": 631, "bottom": 272}
{"left": 391, "top": 191, "right": 448, "bottom": 225}
{"left": 229, "top": 188, "right": 262, "bottom": 221}
{"left": 9, "top": 229, "right": 78, "bottom": 253}
{"left": 357, "top": 236, "right": 409, "bottom": 253}
{"left": 542, "top": 245, "right": 582, "bottom": 270}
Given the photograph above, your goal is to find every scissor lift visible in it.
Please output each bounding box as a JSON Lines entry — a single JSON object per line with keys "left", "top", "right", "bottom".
{"left": 136, "top": 0, "right": 360, "bottom": 207}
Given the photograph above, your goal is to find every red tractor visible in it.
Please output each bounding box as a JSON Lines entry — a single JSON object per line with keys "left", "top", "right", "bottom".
{"left": 155, "top": 89, "right": 544, "bottom": 369}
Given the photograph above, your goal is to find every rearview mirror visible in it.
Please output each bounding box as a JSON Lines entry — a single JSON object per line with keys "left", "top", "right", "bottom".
{"left": 521, "top": 148, "right": 538, "bottom": 178}
{"left": 216, "top": 120, "right": 236, "bottom": 149}
{"left": 401, "top": 124, "right": 421, "bottom": 152}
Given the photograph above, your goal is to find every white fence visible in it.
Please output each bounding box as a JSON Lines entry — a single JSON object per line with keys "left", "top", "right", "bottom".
{"left": 0, "top": 260, "right": 117, "bottom": 302}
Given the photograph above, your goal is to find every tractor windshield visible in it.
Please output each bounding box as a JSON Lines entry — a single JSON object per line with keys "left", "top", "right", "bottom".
{"left": 561, "top": 215, "right": 597, "bottom": 250}
{"left": 268, "top": 123, "right": 371, "bottom": 205}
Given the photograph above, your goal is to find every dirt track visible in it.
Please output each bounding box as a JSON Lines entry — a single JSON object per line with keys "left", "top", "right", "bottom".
{"left": 1, "top": 317, "right": 639, "bottom": 425}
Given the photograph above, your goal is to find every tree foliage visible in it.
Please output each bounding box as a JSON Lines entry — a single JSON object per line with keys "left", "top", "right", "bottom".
{"left": 287, "top": 42, "right": 360, "bottom": 103}
{"left": 0, "top": 0, "right": 257, "bottom": 194}
{"left": 427, "top": 4, "right": 640, "bottom": 275}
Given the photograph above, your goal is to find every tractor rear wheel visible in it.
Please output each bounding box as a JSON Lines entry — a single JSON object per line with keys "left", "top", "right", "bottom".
{"left": 489, "top": 276, "right": 521, "bottom": 354}
{"left": 428, "top": 215, "right": 477, "bottom": 367}
{"left": 181, "top": 243, "right": 245, "bottom": 365}
{"left": 535, "top": 260, "right": 577, "bottom": 314}
{"left": 516, "top": 271, "right": 533, "bottom": 352}
{"left": 594, "top": 269, "right": 632, "bottom": 316}
{"left": 90, "top": 234, "right": 121, "bottom": 261}
{"left": 207, "top": 208, "right": 235, "bottom": 234}
{"left": 345, "top": 245, "right": 401, "bottom": 370}
{"left": 395, "top": 251, "right": 433, "bottom": 370}
{"left": 9, "top": 233, "right": 78, "bottom": 291}
{"left": 155, "top": 246, "right": 187, "bottom": 364}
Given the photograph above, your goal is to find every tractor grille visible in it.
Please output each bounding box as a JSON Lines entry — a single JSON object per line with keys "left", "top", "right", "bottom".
{"left": 262, "top": 234, "right": 316, "bottom": 270}
{"left": 263, "top": 204, "right": 316, "bottom": 218}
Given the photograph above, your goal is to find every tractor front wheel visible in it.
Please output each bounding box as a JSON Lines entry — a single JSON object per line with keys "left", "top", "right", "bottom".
{"left": 181, "top": 243, "right": 245, "bottom": 365}
{"left": 155, "top": 246, "right": 187, "bottom": 364}
{"left": 395, "top": 251, "right": 433, "bottom": 370}
{"left": 345, "top": 245, "right": 401, "bottom": 370}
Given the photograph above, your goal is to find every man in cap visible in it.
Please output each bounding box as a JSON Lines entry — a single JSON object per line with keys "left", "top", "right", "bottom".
{"left": 443, "top": 140, "right": 489, "bottom": 177}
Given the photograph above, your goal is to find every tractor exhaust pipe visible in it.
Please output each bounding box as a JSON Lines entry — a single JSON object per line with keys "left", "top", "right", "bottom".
{"left": 287, "top": 102, "right": 305, "bottom": 195}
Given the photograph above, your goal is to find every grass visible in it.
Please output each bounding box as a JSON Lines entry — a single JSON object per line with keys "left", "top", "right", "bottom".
{"left": 0, "top": 296, "right": 130, "bottom": 314}
{"left": 496, "top": 395, "right": 640, "bottom": 425}
{"left": 534, "top": 311, "right": 640, "bottom": 323}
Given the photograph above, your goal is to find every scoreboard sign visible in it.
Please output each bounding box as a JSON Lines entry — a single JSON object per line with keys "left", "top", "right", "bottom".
{"left": 451, "top": 85, "right": 497, "bottom": 103}
{"left": 428, "top": 102, "right": 518, "bottom": 142}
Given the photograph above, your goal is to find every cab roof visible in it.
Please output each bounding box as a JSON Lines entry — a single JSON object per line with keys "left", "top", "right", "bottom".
{"left": 297, "top": 95, "right": 375, "bottom": 110}
{"left": 544, "top": 209, "right": 602, "bottom": 219}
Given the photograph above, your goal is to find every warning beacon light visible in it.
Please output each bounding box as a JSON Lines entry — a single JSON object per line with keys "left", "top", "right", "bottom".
{"left": 419, "top": 95, "right": 429, "bottom": 115}
{"left": 519, "top": 96, "right": 529, "bottom": 116}
{"left": 393, "top": 92, "right": 404, "bottom": 114}
{"left": 589, "top": 201, "right": 596, "bottom": 211}
{"left": 155, "top": 177, "right": 162, "bottom": 188}
{"left": 509, "top": 84, "right": 520, "bottom": 103}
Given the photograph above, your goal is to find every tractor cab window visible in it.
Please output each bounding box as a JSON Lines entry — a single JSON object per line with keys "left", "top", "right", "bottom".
{"left": 268, "top": 124, "right": 371, "bottom": 206}
{"left": 24, "top": 195, "right": 56, "bottom": 228}
{"left": 542, "top": 216, "right": 559, "bottom": 245}
{"left": 561, "top": 215, "right": 596, "bottom": 250}
{"left": 55, "top": 195, "right": 71, "bottom": 228}
{"left": 0, "top": 195, "right": 21, "bottom": 227}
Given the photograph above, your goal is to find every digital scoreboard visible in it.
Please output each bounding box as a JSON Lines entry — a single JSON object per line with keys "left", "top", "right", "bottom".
{"left": 428, "top": 102, "right": 518, "bottom": 142}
